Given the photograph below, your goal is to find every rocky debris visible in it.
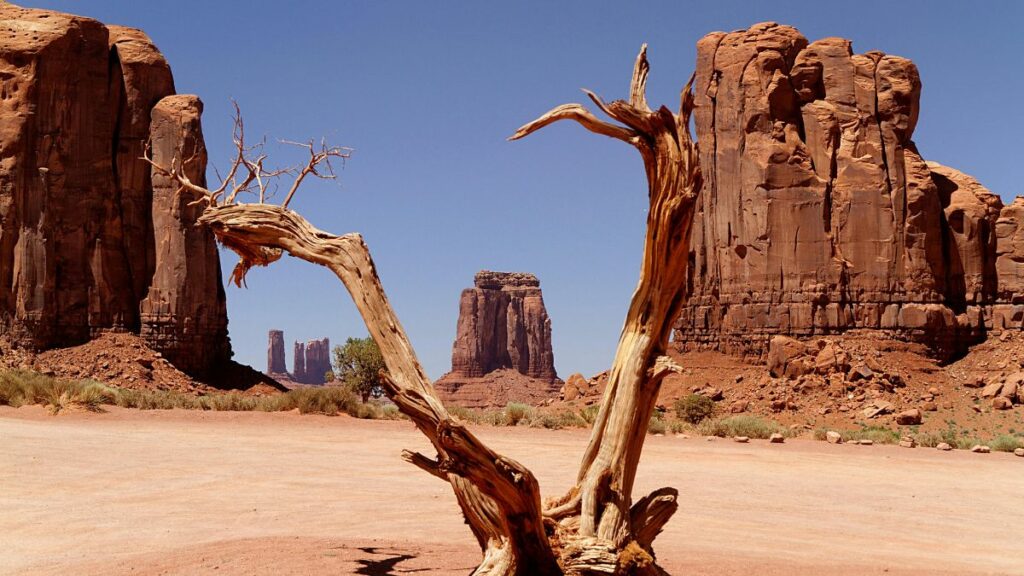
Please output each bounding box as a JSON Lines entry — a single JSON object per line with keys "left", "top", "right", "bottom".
{"left": 733, "top": 436, "right": 750, "bottom": 443}
{"left": 826, "top": 431, "right": 842, "bottom": 444}
{"left": 769, "top": 433, "right": 785, "bottom": 444}
{"left": 936, "top": 443, "right": 953, "bottom": 451}
{"left": 856, "top": 440, "right": 874, "bottom": 446}
{"left": 971, "top": 445, "right": 991, "bottom": 454}
{"left": 676, "top": 22, "right": 1024, "bottom": 362}
{"left": 437, "top": 271, "right": 560, "bottom": 408}
{"left": 267, "top": 330, "right": 287, "bottom": 375}
{"left": 862, "top": 400, "right": 895, "bottom": 419}
{"left": 560, "top": 373, "right": 588, "bottom": 402}
{"left": 896, "top": 409, "right": 923, "bottom": 426}
{"left": 899, "top": 436, "right": 917, "bottom": 448}
{"left": 0, "top": 5, "right": 229, "bottom": 376}
{"left": 1, "top": 332, "right": 280, "bottom": 395}
{"left": 992, "top": 396, "right": 1013, "bottom": 410}
{"left": 433, "top": 368, "right": 563, "bottom": 410}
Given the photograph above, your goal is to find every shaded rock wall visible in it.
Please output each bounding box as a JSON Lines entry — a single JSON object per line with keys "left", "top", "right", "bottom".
{"left": 0, "top": 4, "right": 229, "bottom": 374}
{"left": 676, "top": 22, "right": 1024, "bottom": 359}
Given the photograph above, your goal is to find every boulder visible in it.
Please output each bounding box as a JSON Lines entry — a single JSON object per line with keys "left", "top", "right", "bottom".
{"left": 896, "top": 409, "right": 923, "bottom": 425}
{"left": 769, "top": 433, "right": 785, "bottom": 444}
{"left": 936, "top": 442, "right": 953, "bottom": 451}
{"left": 767, "top": 336, "right": 811, "bottom": 378}
{"left": 992, "top": 396, "right": 1013, "bottom": 410}
{"left": 1014, "top": 448, "right": 1024, "bottom": 457}
{"left": 970, "top": 445, "right": 991, "bottom": 454}
{"left": 561, "top": 373, "right": 587, "bottom": 402}
{"left": 981, "top": 381, "right": 1005, "bottom": 399}
{"left": 899, "top": 436, "right": 917, "bottom": 448}
{"left": 825, "top": 431, "right": 842, "bottom": 444}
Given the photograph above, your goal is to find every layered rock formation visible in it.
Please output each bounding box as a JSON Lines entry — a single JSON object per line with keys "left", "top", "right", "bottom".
{"left": 0, "top": 4, "right": 229, "bottom": 374}
{"left": 267, "top": 330, "right": 286, "bottom": 375}
{"left": 676, "top": 22, "right": 1023, "bottom": 360}
{"left": 302, "top": 338, "right": 332, "bottom": 384}
{"left": 436, "top": 271, "right": 560, "bottom": 408}
{"left": 265, "top": 330, "right": 331, "bottom": 385}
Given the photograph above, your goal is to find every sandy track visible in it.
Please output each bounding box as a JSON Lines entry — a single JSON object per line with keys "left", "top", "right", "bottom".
{"left": 1, "top": 406, "right": 1021, "bottom": 575}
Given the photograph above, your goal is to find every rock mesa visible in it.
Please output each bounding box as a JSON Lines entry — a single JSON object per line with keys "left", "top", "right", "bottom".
{"left": 436, "top": 271, "right": 560, "bottom": 408}
{"left": 677, "top": 22, "right": 1024, "bottom": 360}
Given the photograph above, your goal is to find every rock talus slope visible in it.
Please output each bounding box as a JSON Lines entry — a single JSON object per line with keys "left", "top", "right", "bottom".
{"left": 677, "top": 23, "right": 1023, "bottom": 359}
{"left": 0, "top": 4, "right": 229, "bottom": 375}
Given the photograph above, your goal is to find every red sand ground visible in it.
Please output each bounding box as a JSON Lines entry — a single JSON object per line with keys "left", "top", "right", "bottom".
{"left": 1, "top": 406, "right": 1022, "bottom": 576}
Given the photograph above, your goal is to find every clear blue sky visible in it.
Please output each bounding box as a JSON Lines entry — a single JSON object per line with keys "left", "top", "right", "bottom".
{"left": 29, "top": 1, "right": 1024, "bottom": 379}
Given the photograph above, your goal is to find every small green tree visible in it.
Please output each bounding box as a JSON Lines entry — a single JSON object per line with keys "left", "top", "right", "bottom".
{"left": 332, "top": 337, "right": 386, "bottom": 402}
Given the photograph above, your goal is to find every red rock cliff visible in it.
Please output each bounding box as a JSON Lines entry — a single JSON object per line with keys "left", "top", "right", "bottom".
{"left": 677, "top": 23, "right": 1023, "bottom": 359}
{"left": 0, "top": 4, "right": 229, "bottom": 374}
{"left": 436, "top": 271, "right": 560, "bottom": 408}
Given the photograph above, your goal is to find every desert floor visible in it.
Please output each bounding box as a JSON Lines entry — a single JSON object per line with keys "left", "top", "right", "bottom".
{"left": 1, "top": 406, "right": 1022, "bottom": 576}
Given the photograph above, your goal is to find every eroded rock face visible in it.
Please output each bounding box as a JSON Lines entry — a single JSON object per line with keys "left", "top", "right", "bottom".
{"left": 449, "top": 271, "right": 557, "bottom": 380}
{"left": 677, "top": 22, "right": 1024, "bottom": 359}
{"left": 266, "top": 330, "right": 331, "bottom": 385}
{"left": 0, "top": 4, "right": 229, "bottom": 374}
{"left": 436, "top": 271, "right": 560, "bottom": 407}
{"left": 267, "top": 330, "right": 286, "bottom": 375}
{"left": 302, "top": 338, "right": 331, "bottom": 385}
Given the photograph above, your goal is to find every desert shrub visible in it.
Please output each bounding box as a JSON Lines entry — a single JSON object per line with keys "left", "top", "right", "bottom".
{"left": 647, "top": 415, "right": 667, "bottom": 435}
{"left": 674, "top": 394, "right": 715, "bottom": 424}
{"left": 843, "top": 426, "right": 900, "bottom": 445}
{"left": 697, "top": 415, "right": 789, "bottom": 439}
{"left": 503, "top": 402, "right": 534, "bottom": 426}
{"left": 668, "top": 420, "right": 686, "bottom": 434}
{"left": 990, "top": 434, "right": 1023, "bottom": 452}
{"left": 578, "top": 404, "right": 601, "bottom": 425}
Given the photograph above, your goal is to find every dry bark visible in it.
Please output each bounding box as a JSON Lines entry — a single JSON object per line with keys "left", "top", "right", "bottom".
{"left": 148, "top": 43, "right": 699, "bottom": 575}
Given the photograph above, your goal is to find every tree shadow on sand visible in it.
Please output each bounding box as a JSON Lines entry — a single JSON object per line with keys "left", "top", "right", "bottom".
{"left": 354, "top": 546, "right": 428, "bottom": 575}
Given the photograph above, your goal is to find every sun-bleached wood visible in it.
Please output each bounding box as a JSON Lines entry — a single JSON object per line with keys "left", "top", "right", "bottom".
{"left": 146, "top": 42, "right": 700, "bottom": 575}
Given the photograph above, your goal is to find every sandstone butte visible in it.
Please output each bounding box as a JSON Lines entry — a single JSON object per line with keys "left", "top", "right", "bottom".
{"left": 675, "top": 22, "right": 1024, "bottom": 361}
{"left": 435, "top": 271, "right": 562, "bottom": 408}
{"left": 266, "top": 330, "right": 332, "bottom": 386}
{"left": 0, "top": 4, "right": 229, "bottom": 375}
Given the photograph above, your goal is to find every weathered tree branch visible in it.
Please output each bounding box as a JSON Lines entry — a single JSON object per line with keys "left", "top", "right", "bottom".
{"left": 512, "top": 43, "right": 702, "bottom": 566}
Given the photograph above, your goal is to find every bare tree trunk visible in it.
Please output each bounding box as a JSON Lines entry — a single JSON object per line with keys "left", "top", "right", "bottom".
{"left": 509, "top": 44, "right": 701, "bottom": 570}
{"left": 152, "top": 43, "right": 700, "bottom": 575}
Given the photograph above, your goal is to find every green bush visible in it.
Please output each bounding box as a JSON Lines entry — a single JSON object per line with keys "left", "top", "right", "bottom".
{"left": 674, "top": 394, "right": 715, "bottom": 424}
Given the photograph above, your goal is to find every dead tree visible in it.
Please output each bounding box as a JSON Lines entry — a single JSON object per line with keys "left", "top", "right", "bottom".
{"left": 146, "top": 44, "right": 700, "bottom": 575}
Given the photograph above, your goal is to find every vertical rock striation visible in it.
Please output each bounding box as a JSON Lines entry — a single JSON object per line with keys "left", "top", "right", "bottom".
{"left": 436, "top": 271, "right": 560, "bottom": 408}
{"left": 267, "top": 330, "right": 286, "bottom": 375}
{"left": 0, "top": 4, "right": 230, "bottom": 374}
{"left": 303, "top": 338, "right": 331, "bottom": 384}
{"left": 450, "top": 271, "right": 557, "bottom": 380}
{"left": 677, "top": 22, "right": 1024, "bottom": 359}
